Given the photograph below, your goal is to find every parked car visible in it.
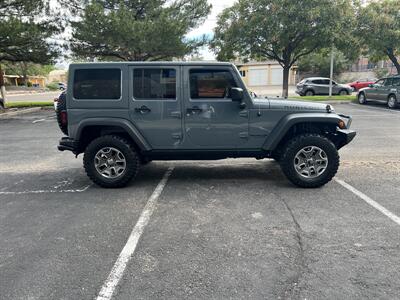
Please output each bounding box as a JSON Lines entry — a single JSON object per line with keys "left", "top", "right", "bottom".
{"left": 58, "top": 82, "right": 67, "bottom": 90}
{"left": 357, "top": 75, "right": 400, "bottom": 109}
{"left": 56, "top": 62, "right": 355, "bottom": 189}
{"left": 347, "top": 78, "right": 376, "bottom": 91}
{"left": 296, "top": 77, "right": 352, "bottom": 96}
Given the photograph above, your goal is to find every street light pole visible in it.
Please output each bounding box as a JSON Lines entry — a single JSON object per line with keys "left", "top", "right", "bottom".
{"left": 329, "top": 47, "right": 334, "bottom": 98}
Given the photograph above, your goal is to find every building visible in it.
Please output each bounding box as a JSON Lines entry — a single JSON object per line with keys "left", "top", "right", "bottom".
{"left": 3, "top": 75, "right": 46, "bottom": 87}
{"left": 47, "top": 69, "right": 68, "bottom": 83}
{"left": 236, "top": 61, "right": 297, "bottom": 94}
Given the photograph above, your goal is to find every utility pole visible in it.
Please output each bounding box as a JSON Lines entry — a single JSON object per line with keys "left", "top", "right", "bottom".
{"left": 329, "top": 47, "right": 334, "bottom": 98}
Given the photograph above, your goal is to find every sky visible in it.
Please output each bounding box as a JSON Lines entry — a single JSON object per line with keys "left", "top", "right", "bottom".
{"left": 186, "top": 0, "right": 234, "bottom": 60}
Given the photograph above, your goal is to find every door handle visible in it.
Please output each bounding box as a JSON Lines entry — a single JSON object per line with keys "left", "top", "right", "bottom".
{"left": 135, "top": 105, "right": 151, "bottom": 114}
{"left": 186, "top": 106, "right": 203, "bottom": 114}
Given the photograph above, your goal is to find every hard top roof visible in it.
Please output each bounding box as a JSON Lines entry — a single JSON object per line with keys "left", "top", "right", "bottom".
{"left": 70, "top": 61, "right": 234, "bottom": 67}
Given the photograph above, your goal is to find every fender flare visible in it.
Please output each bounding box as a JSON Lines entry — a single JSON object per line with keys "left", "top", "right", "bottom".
{"left": 72, "top": 118, "right": 151, "bottom": 151}
{"left": 262, "top": 113, "right": 342, "bottom": 151}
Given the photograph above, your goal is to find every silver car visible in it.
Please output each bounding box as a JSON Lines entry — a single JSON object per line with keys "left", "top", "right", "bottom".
{"left": 357, "top": 76, "right": 400, "bottom": 109}
{"left": 296, "top": 77, "right": 353, "bottom": 96}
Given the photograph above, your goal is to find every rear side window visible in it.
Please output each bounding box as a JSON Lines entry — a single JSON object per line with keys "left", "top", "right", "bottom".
{"left": 312, "top": 79, "right": 322, "bottom": 84}
{"left": 73, "top": 69, "right": 121, "bottom": 99}
{"left": 384, "top": 78, "right": 393, "bottom": 86}
{"left": 133, "top": 68, "right": 176, "bottom": 99}
{"left": 190, "top": 69, "right": 237, "bottom": 99}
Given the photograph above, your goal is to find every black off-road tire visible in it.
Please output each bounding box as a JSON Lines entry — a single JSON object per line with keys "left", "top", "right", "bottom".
{"left": 83, "top": 135, "right": 140, "bottom": 188}
{"left": 56, "top": 92, "right": 68, "bottom": 135}
{"left": 280, "top": 134, "right": 339, "bottom": 188}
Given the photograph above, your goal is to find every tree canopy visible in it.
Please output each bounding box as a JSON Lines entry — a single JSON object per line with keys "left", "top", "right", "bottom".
{"left": 358, "top": 0, "right": 400, "bottom": 74}
{"left": 70, "top": 0, "right": 211, "bottom": 61}
{"left": 211, "top": 0, "right": 359, "bottom": 97}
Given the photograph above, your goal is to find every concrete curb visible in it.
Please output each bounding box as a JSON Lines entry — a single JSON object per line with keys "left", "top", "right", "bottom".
{"left": 0, "top": 107, "right": 41, "bottom": 119}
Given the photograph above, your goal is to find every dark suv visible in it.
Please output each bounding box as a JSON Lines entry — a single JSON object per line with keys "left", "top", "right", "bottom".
{"left": 56, "top": 62, "right": 355, "bottom": 188}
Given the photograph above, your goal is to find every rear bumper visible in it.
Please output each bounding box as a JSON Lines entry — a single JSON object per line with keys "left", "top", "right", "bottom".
{"left": 58, "top": 137, "right": 79, "bottom": 153}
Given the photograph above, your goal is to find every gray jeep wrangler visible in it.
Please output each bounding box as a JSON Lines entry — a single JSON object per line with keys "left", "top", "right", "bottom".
{"left": 56, "top": 62, "right": 355, "bottom": 188}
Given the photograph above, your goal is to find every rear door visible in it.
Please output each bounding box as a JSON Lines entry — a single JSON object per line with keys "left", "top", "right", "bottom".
{"left": 182, "top": 66, "right": 249, "bottom": 148}
{"left": 377, "top": 78, "right": 393, "bottom": 101}
{"left": 128, "top": 66, "right": 182, "bottom": 149}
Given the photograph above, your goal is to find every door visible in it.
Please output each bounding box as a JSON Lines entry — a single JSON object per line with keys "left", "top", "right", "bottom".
{"left": 377, "top": 78, "right": 393, "bottom": 101}
{"left": 129, "top": 66, "right": 182, "bottom": 148}
{"left": 183, "top": 66, "right": 249, "bottom": 148}
{"left": 248, "top": 68, "right": 268, "bottom": 86}
{"left": 270, "top": 67, "right": 283, "bottom": 85}
{"left": 312, "top": 79, "right": 328, "bottom": 95}
{"left": 367, "top": 79, "right": 384, "bottom": 100}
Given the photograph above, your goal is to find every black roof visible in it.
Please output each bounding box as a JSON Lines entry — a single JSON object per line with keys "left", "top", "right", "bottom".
{"left": 70, "top": 61, "right": 233, "bottom": 67}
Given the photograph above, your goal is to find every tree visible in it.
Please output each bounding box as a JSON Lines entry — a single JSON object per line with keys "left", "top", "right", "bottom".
{"left": 298, "top": 48, "right": 350, "bottom": 79}
{"left": 211, "top": 0, "right": 359, "bottom": 97}
{"left": 0, "top": 0, "right": 61, "bottom": 107}
{"left": 70, "top": 0, "right": 211, "bottom": 61}
{"left": 358, "top": 0, "right": 400, "bottom": 75}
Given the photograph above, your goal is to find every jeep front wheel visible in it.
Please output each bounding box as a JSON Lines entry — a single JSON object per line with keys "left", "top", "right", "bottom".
{"left": 280, "top": 134, "right": 339, "bottom": 188}
{"left": 83, "top": 135, "right": 140, "bottom": 188}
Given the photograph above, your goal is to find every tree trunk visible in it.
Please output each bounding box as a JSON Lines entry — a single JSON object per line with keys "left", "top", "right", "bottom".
{"left": 282, "top": 66, "right": 290, "bottom": 98}
{"left": 0, "top": 64, "right": 6, "bottom": 109}
{"left": 387, "top": 48, "right": 400, "bottom": 75}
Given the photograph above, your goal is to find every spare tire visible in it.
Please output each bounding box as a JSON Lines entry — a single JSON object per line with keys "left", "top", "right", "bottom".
{"left": 56, "top": 92, "right": 68, "bottom": 135}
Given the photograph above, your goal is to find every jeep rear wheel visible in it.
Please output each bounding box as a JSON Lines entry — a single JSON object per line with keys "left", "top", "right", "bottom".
{"left": 280, "top": 134, "right": 339, "bottom": 188}
{"left": 83, "top": 135, "right": 140, "bottom": 188}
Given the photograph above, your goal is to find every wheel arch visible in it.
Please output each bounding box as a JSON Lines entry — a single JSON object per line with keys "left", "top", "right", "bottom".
{"left": 73, "top": 118, "right": 151, "bottom": 153}
{"left": 263, "top": 114, "right": 343, "bottom": 153}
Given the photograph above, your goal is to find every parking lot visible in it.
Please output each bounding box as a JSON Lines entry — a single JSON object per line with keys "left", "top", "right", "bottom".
{"left": 1, "top": 103, "right": 400, "bottom": 299}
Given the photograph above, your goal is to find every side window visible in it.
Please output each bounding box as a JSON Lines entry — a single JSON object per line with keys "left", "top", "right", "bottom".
{"left": 384, "top": 78, "right": 393, "bottom": 86}
{"left": 375, "top": 79, "right": 384, "bottom": 86}
{"left": 312, "top": 80, "right": 322, "bottom": 84}
{"left": 392, "top": 78, "right": 400, "bottom": 86}
{"left": 133, "top": 68, "right": 176, "bottom": 99}
{"left": 190, "top": 69, "right": 238, "bottom": 99}
{"left": 73, "top": 69, "right": 121, "bottom": 100}
{"left": 321, "top": 79, "right": 331, "bottom": 85}
{"left": 239, "top": 70, "right": 246, "bottom": 77}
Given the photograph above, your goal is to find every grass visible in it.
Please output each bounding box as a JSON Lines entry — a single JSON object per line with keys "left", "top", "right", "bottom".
{"left": 5, "top": 101, "right": 53, "bottom": 108}
{"left": 292, "top": 95, "right": 356, "bottom": 102}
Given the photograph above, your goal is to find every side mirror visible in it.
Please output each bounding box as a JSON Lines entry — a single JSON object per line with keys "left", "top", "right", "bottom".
{"left": 230, "top": 87, "right": 244, "bottom": 102}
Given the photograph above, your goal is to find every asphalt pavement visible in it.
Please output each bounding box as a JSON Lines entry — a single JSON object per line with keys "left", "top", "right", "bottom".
{"left": 6, "top": 91, "right": 61, "bottom": 102}
{"left": 0, "top": 103, "right": 399, "bottom": 299}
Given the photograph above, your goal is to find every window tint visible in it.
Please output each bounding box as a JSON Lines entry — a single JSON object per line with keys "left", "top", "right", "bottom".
{"left": 133, "top": 68, "right": 176, "bottom": 99}
{"left": 392, "top": 78, "right": 400, "bottom": 86}
{"left": 312, "top": 79, "right": 322, "bottom": 84}
{"left": 74, "top": 69, "right": 121, "bottom": 99}
{"left": 321, "top": 79, "right": 332, "bottom": 85}
{"left": 190, "top": 69, "right": 238, "bottom": 99}
{"left": 384, "top": 78, "right": 393, "bottom": 86}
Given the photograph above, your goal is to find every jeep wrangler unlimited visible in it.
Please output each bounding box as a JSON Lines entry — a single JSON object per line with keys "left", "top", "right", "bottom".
{"left": 56, "top": 62, "right": 356, "bottom": 188}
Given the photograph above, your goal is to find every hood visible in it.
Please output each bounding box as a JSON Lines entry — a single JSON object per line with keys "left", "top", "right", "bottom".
{"left": 255, "top": 97, "right": 330, "bottom": 112}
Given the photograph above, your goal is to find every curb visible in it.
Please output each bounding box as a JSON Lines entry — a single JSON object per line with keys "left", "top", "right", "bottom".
{"left": 0, "top": 107, "right": 41, "bottom": 119}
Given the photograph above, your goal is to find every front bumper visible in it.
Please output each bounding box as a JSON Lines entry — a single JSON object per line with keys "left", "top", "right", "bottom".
{"left": 58, "top": 137, "right": 79, "bottom": 154}
{"left": 336, "top": 128, "right": 356, "bottom": 146}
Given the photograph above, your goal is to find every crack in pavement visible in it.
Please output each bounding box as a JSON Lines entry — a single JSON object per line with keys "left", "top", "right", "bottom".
{"left": 274, "top": 193, "right": 307, "bottom": 300}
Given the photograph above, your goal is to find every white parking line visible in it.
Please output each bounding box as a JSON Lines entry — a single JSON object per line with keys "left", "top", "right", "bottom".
{"left": 96, "top": 166, "right": 174, "bottom": 300}
{"left": 0, "top": 185, "right": 91, "bottom": 195}
{"left": 335, "top": 179, "right": 400, "bottom": 226}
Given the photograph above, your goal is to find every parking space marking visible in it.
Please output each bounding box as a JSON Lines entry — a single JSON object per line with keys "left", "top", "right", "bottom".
{"left": 335, "top": 179, "right": 400, "bottom": 226}
{"left": 0, "top": 184, "right": 91, "bottom": 195}
{"left": 96, "top": 166, "right": 174, "bottom": 300}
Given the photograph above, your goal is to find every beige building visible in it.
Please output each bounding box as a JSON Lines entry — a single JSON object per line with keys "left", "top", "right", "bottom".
{"left": 236, "top": 61, "right": 297, "bottom": 94}
{"left": 4, "top": 75, "right": 46, "bottom": 87}
{"left": 47, "top": 69, "right": 68, "bottom": 83}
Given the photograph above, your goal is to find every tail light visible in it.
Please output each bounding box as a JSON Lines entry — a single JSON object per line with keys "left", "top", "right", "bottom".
{"left": 60, "top": 110, "right": 68, "bottom": 126}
